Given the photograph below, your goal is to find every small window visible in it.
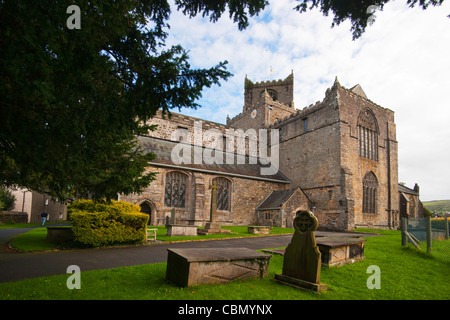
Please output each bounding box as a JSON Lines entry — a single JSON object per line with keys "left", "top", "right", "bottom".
{"left": 303, "top": 118, "right": 308, "bottom": 133}
{"left": 175, "top": 126, "right": 189, "bottom": 142}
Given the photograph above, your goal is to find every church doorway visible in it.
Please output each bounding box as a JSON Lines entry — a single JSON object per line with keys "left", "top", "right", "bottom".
{"left": 139, "top": 201, "right": 155, "bottom": 225}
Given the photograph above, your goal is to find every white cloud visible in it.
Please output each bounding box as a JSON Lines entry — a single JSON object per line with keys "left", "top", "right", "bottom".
{"left": 163, "top": 0, "right": 450, "bottom": 201}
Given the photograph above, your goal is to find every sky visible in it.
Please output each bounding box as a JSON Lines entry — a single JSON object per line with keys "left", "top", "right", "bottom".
{"left": 162, "top": 0, "right": 450, "bottom": 202}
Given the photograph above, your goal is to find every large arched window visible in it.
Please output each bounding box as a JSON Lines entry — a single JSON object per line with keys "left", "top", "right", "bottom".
{"left": 358, "top": 109, "right": 378, "bottom": 161}
{"left": 363, "top": 172, "right": 378, "bottom": 214}
{"left": 164, "top": 171, "right": 187, "bottom": 208}
{"left": 213, "top": 177, "right": 231, "bottom": 211}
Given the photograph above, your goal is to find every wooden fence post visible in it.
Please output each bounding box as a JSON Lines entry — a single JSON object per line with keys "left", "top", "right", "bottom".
{"left": 445, "top": 218, "right": 449, "bottom": 240}
{"left": 426, "top": 216, "right": 432, "bottom": 254}
{"left": 401, "top": 218, "right": 408, "bottom": 246}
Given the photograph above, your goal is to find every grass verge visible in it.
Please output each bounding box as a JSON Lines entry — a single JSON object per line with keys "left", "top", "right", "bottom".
{"left": 1, "top": 229, "right": 449, "bottom": 300}
{"left": 8, "top": 225, "right": 295, "bottom": 252}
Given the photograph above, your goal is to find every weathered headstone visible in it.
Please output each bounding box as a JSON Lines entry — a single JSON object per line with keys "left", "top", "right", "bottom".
{"left": 165, "top": 208, "right": 198, "bottom": 237}
{"left": 165, "top": 215, "right": 170, "bottom": 226}
{"left": 197, "top": 181, "right": 230, "bottom": 235}
{"left": 274, "top": 210, "right": 327, "bottom": 292}
{"left": 170, "top": 208, "right": 176, "bottom": 225}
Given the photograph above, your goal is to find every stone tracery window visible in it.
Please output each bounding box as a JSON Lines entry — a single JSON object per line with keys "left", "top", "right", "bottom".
{"left": 363, "top": 172, "right": 378, "bottom": 214}
{"left": 358, "top": 109, "right": 378, "bottom": 161}
{"left": 164, "top": 171, "right": 187, "bottom": 208}
{"left": 213, "top": 177, "right": 231, "bottom": 211}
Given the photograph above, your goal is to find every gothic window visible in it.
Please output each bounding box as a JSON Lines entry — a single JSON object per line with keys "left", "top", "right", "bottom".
{"left": 214, "top": 177, "right": 231, "bottom": 211}
{"left": 363, "top": 172, "right": 378, "bottom": 214}
{"left": 164, "top": 171, "right": 187, "bottom": 208}
{"left": 358, "top": 109, "right": 378, "bottom": 161}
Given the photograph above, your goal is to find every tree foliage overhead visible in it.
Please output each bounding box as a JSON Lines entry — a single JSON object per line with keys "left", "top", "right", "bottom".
{"left": 0, "top": 0, "right": 445, "bottom": 201}
{"left": 294, "top": 0, "right": 446, "bottom": 39}
{"left": 0, "top": 0, "right": 267, "bottom": 201}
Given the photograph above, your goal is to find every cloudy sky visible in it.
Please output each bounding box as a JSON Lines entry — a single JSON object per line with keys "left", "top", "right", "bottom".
{"left": 163, "top": 0, "right": 450, "bottom": 202}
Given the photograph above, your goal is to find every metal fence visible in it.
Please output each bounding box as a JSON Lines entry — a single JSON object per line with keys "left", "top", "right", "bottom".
{"left": 401, "top": 217, "right": 450, "bottom": 261}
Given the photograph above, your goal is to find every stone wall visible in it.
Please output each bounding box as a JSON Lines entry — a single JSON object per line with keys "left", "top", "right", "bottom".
{"left": 0, "top": 211, "right": 28, "bottom": 224}
{"left": 120, "top": 166, "right": 288, "bottom": 227}
{"left": 337, "top": 83, "right": 399, "bottom": 229}
{"left": 130, "top": 75, "right": 401, "bottom": 231}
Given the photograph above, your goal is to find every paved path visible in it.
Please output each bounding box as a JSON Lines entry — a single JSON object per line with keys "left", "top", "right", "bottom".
{"left": 0, "top": 228, "right": 376, "bottom": 284}
{"left": 0, "top": 228, "right": 294, "bottom": 283}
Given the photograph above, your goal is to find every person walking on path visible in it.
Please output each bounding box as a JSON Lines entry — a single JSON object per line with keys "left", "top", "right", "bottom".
{"left": 40, "top": 212, "right": 48, "bottom": 226}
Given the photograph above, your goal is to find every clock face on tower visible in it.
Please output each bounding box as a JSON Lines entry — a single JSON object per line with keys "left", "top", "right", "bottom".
{"left": 251, "top": 109, "right": 257, "bottom": 119}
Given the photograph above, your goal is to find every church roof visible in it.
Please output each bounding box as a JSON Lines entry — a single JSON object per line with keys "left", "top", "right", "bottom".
{"left": 256, "top": 188, "right": 299, "bottom": 210}
{"left": 398, "top": 184, "right": 419, "bottom": 195}
{"left": 137, "top": 135, "right": 290, "bottom": 184}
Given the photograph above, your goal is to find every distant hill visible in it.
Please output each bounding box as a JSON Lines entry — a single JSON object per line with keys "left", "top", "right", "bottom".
{"left": 423, "top": 200, "right": 450, "bottom": 213}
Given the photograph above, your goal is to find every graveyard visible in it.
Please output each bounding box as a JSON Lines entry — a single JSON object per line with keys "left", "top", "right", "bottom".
{"left": 0, "top": 227, "right": 448, "bottom": 300}
{"left": 1, "top": 189, "right": 449, "bottom": 300}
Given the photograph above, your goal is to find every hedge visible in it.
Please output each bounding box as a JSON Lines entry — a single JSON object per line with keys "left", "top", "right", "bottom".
{"left": 68, "top": 200, "right": 149, "bottom": 247}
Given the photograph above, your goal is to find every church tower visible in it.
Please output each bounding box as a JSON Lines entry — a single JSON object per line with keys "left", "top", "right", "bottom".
{"left": 227, "top": 72, "right": 296, "bottom": 130}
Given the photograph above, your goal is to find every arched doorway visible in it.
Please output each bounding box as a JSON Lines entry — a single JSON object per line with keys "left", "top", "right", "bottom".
{"left": 139, "top": 202, "right": 153, "bottom": 225}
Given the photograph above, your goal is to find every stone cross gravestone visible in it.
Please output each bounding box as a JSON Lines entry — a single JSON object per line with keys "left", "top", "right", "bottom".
{"left": 197, "top": 181, "right": 230, "bottom": 235}
{"left": 170, "top": 208, "right": 176, "bottom": 225}
{"left": 274, "top": 210, "right": 327, "bottom": 292}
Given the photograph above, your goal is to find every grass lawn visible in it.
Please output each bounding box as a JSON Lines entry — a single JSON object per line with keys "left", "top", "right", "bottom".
{"left": 1, "top": 228, "right": 449, "bottom": 300}
{"left": 8, "top": 225, "right": 295, "bottom": 252}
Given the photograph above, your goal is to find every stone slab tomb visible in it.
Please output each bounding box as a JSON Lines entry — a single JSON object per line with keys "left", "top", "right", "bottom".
{"left": 165, "top": 248, "right": 271, "bottom": 287}
{"left": 248, "top": 226, "right": 271, "bottom": 235}
{"left": 317, "top": 236, "right": 366, "bottom": 266}
{"left": 264, "top": 236, "right": 367, "bottom": 267}
{"left": 166, "top": 225, "right": 198, "bottom": 237}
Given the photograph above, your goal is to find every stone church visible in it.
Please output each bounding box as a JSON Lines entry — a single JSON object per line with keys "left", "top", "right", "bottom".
{"left": 120, "top": 73, "right": 420, "bottom": 231}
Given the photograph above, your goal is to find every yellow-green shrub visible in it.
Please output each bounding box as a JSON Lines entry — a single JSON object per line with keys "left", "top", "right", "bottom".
{"left": 68, "top": 200, "right": 149, "bottom": 247}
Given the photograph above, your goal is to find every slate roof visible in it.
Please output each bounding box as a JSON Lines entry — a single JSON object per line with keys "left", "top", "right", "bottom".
{"left": 256, "top": 189, "right": 298, "bottom": 210}
{"left": 137, "top": 135, "right": 290, "bottom": 184}
{"left": 398, "top": 184, "right": 419, "bottom": 195}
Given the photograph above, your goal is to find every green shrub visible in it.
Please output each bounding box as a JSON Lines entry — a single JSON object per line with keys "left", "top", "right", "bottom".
{"left": 68, "top": 200, "right": 149, "bottom": 247}
{"left": 0, "top": 187, "right": 16, "bottom": 211}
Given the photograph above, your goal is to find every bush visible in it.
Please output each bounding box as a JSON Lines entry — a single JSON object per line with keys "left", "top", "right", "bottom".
{"left": 0, "top": 187, "right": 16, "bottom": 212}
{"left": 68, "top": 200, "right": 149, "bottom": 247}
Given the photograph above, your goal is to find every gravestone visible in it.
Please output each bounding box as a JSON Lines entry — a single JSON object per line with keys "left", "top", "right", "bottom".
{"left": 165, "top": 208, "right": 198, "bottom": 237}
{"left": 197, "top": 181, "right": 230, "bottom": 235}
{"left": 170, "top": 208, "right": 176, "bottom": 224}
{"left": 274, "top": 210, "right": 327, "bottom": 292}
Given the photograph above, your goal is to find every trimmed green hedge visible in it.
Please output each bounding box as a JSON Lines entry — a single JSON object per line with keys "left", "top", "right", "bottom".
{"left": 68, "top": 200, "right": 149, "bottom": 247}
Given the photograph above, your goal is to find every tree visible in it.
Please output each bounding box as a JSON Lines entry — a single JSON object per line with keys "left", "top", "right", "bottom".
{"left": 294, "top": 0, "right": 446, "bottom": 39}
{"left": 0, "top": 0, "right": 267, "bottom": 201}
{"left": 1, "top": 0, "right": 443, "bottom": 201}
{"left": 0, "top": 187, "right": 16, "bottom": 212}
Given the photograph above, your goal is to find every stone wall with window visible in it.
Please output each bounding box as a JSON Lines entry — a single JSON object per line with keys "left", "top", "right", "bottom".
{"left": 120, "top": 166, "right": 288, "bottom": 227}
